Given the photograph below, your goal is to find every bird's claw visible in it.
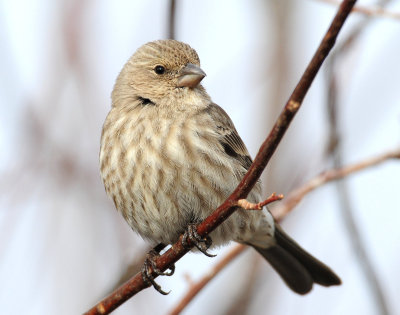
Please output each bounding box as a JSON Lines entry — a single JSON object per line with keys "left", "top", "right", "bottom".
{"left": 141, "top": 249, "right": 175, "bottom": 295}
{"left": 182, "top": 224, "right": 216, "bottom": 257}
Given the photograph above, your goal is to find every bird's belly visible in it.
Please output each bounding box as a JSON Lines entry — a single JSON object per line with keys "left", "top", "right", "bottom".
{"left": 119, "top": 160, "right": 270, "bottom": 248}
{"left": 119, "top": 155, "right": 239, "bottom": 245}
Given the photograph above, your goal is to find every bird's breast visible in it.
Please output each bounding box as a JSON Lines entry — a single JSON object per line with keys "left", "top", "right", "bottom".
{"left": 100, "top": 105, "right": 263, "bottom": 245}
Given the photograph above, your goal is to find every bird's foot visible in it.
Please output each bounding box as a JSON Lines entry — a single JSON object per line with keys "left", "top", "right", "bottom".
{"left": 141, "top": 245, "right": 175, "bottom": 295}
{"left": 237, "top": 193, "right": 284, "bottom": 210}
{"left": 182, "top": 224, "right": 216, "bottom": 257}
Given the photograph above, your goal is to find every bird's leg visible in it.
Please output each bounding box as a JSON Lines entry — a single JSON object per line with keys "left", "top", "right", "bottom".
{"left": 182, "top": 224, "right": 216, "bottom": 257}
{"left": 141, "top": 243, "right": 175, "bottom": 295}
{"left": 237, "top": 193, "right": 284, "bottom": 210}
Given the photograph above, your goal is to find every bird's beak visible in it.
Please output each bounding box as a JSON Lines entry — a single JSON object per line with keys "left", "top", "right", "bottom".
{"left": 177, "top": 63, "right": 206, "bottom": 88}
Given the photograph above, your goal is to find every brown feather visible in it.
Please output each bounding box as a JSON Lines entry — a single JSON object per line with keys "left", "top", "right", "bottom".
{"left": 202, "top": 103, "right": 253, "bottom": 171}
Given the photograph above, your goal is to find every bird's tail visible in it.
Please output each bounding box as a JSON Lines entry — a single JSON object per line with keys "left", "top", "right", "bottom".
{"left": 252, "top": 224, "right": 341, "bottom": 294}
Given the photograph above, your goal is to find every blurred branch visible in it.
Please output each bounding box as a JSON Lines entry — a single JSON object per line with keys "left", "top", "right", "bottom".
{"left": 318, "top": 0, "right": 400, "bottom": 20}
{"left": 84, "top": 1, "right": 357, "bottom": 314}
{"left": 222, "top": 252, "right": 261, "bottom": 315}
{"left": 334, "top": 169, "right": 390, "bottom": 315}
{"left": 109, "top": 247, "right": 151, "bottom": 290}
{"left": 168, "top": 0, "right": 177, "bottom": 39}
{"left": 167, "top": 148, "right": 399, "bottom": 314}
{"left": 272, "top": 148, "right": 400, "bottom": 220}
{"left": 324, "top": 1, "right": 393, "bottom": 314}
{"left": 325, "top": 0, "right": 393, "bottom": 155}
{"left": 168, "top": 245, "right": 247, "bottom": 315}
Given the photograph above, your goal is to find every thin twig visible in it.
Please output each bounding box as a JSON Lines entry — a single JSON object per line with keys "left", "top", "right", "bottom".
{"left": 237, "top": 193, "right": 283, "bottom": 210}
{"left": 84, "top": 1, "right": 357, "bottom": 314}
{"left": 167, "top": 0, "right": 176, "bottom": 39}
{"left": 168, "top": 245, "right": 247, "bottom": 315}
{"left": 318, "top": 0, "right": 400, "bottom": 20}
{"left": 272, "top": 149, "right": 400, "bottom": 221}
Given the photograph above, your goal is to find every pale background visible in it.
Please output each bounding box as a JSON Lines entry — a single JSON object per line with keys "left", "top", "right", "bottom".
{"left": 1, "top": 1, "right": 400, "bottom": 314}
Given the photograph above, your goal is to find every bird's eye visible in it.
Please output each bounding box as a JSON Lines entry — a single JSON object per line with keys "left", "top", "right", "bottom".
{"left": 154, "top": 65, "right": 165, "bottom": 75}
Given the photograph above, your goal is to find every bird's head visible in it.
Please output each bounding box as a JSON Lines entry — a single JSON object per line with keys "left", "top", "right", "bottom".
{"left": 112, "top": 40, "right": 208, "bottom": 108}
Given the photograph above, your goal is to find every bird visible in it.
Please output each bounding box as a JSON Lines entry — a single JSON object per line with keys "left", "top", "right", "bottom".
{"left": 99, "top": 39, "right": 341, "bottom": 295}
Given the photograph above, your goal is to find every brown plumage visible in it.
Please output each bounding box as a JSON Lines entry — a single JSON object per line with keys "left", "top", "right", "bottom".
{"left": 100, "top": 39, "right": 341, "bottom": 294}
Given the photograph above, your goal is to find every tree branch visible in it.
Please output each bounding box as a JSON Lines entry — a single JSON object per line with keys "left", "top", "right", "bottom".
{"left": 84, "top": 1, "right": 357, "bottom": 314}
{"left": 167, "top": 147, "right": 399, "bottom": 314}
{"left": 318, "top": 0, "right": 400, "bottom": 20}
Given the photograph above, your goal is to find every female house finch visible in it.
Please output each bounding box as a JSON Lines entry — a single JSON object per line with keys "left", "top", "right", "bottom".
{"left": 100, "top": 40, "right": 341, "bottom": 294}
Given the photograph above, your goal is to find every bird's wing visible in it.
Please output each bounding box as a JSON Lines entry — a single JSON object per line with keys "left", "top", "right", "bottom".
{"left": 202, "top": 103, "right": 253, "bottom": 171}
